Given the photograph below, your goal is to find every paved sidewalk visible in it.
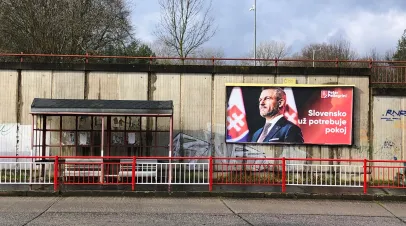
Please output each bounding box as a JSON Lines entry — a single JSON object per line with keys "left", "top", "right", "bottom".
{"left": 1, "top": 197, "right": 406, "bottom": 225}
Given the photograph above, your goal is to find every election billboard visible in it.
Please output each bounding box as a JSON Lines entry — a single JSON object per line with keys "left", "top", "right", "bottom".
{"left": 225, "top": 84, "right": 354, "bottom": 145}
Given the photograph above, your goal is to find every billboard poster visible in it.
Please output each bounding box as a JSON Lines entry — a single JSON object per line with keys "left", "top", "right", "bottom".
{"left": 225, "top": 84, "right": 354, "bottom": 145}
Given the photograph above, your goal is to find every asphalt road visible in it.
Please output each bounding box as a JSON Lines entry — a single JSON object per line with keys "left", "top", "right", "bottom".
{"left": 1, "top": 197, "right": 406, "bottom": 226}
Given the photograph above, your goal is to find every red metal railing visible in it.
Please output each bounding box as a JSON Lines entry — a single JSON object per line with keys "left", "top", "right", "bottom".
{"left": 368, "top": 159, "right": 406, "bottom": 189}
{"left": 1, "top": 52, "right": 406, "bottom": 84}
{"left": 212, "top": 157, "right": 282, "bottom": 188}
{"left": 0, "top": 156, "right": 55, "bottom": 185}
{"left": 371, "top": 66, "right": 406, "bottom": 84}
{"left": 0, "top": 52, "right": 357, "bottom": 64}
{"left": 3, "top": 155, "right": 406, "bottom": 193}
{"left": 56, "top": 156, "right": 210, "bottom": 190}
{"left": 284, "top": 158, "right": 366, "bottom": 193}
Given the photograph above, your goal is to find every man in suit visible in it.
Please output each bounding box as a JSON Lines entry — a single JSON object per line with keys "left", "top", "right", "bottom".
{"left": 251, "top": 87, "right": 304, "bottom": 143}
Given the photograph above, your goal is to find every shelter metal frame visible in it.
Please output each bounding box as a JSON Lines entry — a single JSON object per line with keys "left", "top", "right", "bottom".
{"left": 30, "top": 98, "right": 174, "bottom": 159}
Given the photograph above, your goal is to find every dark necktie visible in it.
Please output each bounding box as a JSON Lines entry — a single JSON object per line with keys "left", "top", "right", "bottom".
{"left": 258, "top": 123, "right": 271, "bottom": 142}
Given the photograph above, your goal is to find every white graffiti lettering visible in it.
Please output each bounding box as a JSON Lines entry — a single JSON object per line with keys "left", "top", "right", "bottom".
{"left": 0, "top": 124, "right": 13, "bottom": 136}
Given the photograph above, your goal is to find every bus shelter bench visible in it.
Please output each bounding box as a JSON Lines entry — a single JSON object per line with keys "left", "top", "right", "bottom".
{"left": 63, "top": 158, "right": 103, "bottom": 181}
{"left": 118, "top": 159, "right": 158, "bottom": 183}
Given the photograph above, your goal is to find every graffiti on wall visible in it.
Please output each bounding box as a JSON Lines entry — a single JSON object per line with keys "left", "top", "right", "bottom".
{"left": 382, "top": 139, "right": 395, "bottom": 149}
{"left": 0, "top": 124, "right": 17, "bottom": 157}
{"left": 377, "top": 139, "right": 401, "bottom": 160}
{"left": 0, "top": 124, "right": 32, "bottom": 158}
{"left": 376, "top": 108, "right": 404, "bottom": 160}
{"left": 172, "top": 132, "right": 268, "bottom": 171}
{"left": 172, "top": 132, "right": 268, "bottom": 159}
{"left": 378, "top": 109, "right": 403, "bottom": 159}
{"left": 0, "top": 124, "right": 14, "bottom": 136}
{"left": 381, "top": 109, "right": 406, "bottom": 121}
{"left": 172, "top": 128, "right": 308, "bottom": 170}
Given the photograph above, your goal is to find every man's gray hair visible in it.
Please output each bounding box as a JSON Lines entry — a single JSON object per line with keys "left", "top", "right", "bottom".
{"left": 261, "top": 87, "right": 286, "bottom": 102}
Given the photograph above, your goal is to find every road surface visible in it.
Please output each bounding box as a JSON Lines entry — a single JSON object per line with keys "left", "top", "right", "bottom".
{"left": 1, "top": 197, "right": 405, "bottom": 225}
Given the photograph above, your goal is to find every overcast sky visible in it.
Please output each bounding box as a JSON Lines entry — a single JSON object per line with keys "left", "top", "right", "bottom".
{"left": 128, "top": 0, "right": 406, "bottom": 58}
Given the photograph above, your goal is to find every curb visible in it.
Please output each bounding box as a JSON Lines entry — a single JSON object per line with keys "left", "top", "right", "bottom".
{"left": 1, "top": 190, "right": 406, "bottom": 201}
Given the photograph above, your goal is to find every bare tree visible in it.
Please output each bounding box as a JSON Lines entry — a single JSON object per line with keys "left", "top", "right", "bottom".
{"left": 290, "top": 37, "right": 359, "bottom": 67}
{"left": 257, "top": 41, "right": 291, "bottom": 60}
{"left": 363, "top": 47, "right": 404, "bottom": 83}
{"left": 187, "top": 47, "right": 226, "bottom": 65}
{"left": 237, "top": 40, "right": 291, "bottom": 66}
{"left": 148, "top": 39, "right": 180, "bottom": 65}
{"left": 360, "top": 48, "right": 395, "bottom": 65}
{"left": 154, "top": 0, "right": 217, "bottom": 59}
{"left": 364, "top": 48, "right": 381, "bottom": 61}
{"left": 385, "top": 49, "right": 396, "bottom": 62}
{"left": 150, "top": 40, "right": 177, "bottom": 57}
{"left": 0, "top": 0, "right": 134, "bottom": 62}
{"left": 302, "top": 39, "right": 357, "bottom": 61}
{"left": 256, "top": 40, "right": 291, "bottom": 66}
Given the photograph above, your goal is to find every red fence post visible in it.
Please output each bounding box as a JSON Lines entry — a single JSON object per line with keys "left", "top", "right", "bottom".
{"left": 282, "top": 157, "right": 286, "bottom": 193}
{"left": 363, "top": 159, "right": 368, "bottom": 194}
{"left": 54, "top": 156, "right": 59, "bottom": 192}
{"left": 20, "top": 52, "right": 23, "bottom": 62}
{"left": 335, "top": 57, "right": 339, "bottom": 67}
{"left": 132, "top": 156, "right": 136, "bottom": 191}
{"left": 209, "top": 156, "right": 213, "bottom": 192}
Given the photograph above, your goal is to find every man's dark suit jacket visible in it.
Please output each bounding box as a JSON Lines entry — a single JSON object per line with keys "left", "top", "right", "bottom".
{"left": 251, "top": 116, "right": 304, "bottom": 143}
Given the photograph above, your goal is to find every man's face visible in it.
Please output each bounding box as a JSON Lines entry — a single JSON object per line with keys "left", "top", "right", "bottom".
{"left": 258, "top": 89, "right": 280, "bottom": 118}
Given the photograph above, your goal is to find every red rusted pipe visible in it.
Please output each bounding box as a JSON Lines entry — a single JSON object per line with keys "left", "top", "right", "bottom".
{"left": 282, "top": 157, "right": 286, "bottom": 193}
{"left": 363, "top": 159, "right": 368, "bottom": 194}
{"left": 54, "top": 156, "right": 59, "bottom": 191}
{"left": 132, "top": 156, "right": 136, "bottom": 191}
{"left": 209, "top": 156, "right": 213, "bottom": 192}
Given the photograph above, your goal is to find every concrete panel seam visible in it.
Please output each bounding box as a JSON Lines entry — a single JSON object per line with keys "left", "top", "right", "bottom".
{"left": 84, "top": 71, "right": 89, "bottom": 99}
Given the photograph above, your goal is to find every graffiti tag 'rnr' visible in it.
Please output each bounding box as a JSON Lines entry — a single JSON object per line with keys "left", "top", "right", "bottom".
{"left": 381, "top": 109, "right": 406, "bottom": 121}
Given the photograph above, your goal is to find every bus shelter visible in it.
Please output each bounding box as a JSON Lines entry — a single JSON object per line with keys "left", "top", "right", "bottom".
{"left": 29, "top": 98, "right": 173, "bottom": 183}
{"left": 30, "top": 98, "right": 173, "bottom": 157}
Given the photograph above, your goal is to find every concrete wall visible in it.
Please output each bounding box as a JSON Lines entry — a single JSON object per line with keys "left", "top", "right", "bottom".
{"left": 88, "top": 72, "right": 148, "bottom": 100}
{"left": 370, "top": 95, "right": 406, "bottom": 180}
{"left": 0, "top": 70, "right": 18, "bottom": 123}
{"left": 373, "top": 96, "right": 406, "bottom": 161}
{"left": 0, "top": 66, "right": 370, "bottom": 161}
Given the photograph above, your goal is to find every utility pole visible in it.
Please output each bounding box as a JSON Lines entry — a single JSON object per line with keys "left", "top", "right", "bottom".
{"left": 250, "top": 0, "right": 256, "bottom": 66}
{"left": 254, "top": 0, "right": 256, "bottom": 66}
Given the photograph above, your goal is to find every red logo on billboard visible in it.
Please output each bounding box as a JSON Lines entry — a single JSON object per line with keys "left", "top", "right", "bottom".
{"left": 226, "top": 105, "right": 248, "bottom": 139}
{"left": 321, "top": 90, "right": 328, "bottom": 98}
{"left": 321, "top": 90, "right": 347, "bottom": 99}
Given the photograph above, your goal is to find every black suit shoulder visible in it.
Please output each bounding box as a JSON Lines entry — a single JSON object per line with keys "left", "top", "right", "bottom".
{"left": 278, "top": 117, "right": 304, "bottom": 143}
{"left": 278, "top": 116, "right": 296, "bottom": 128}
